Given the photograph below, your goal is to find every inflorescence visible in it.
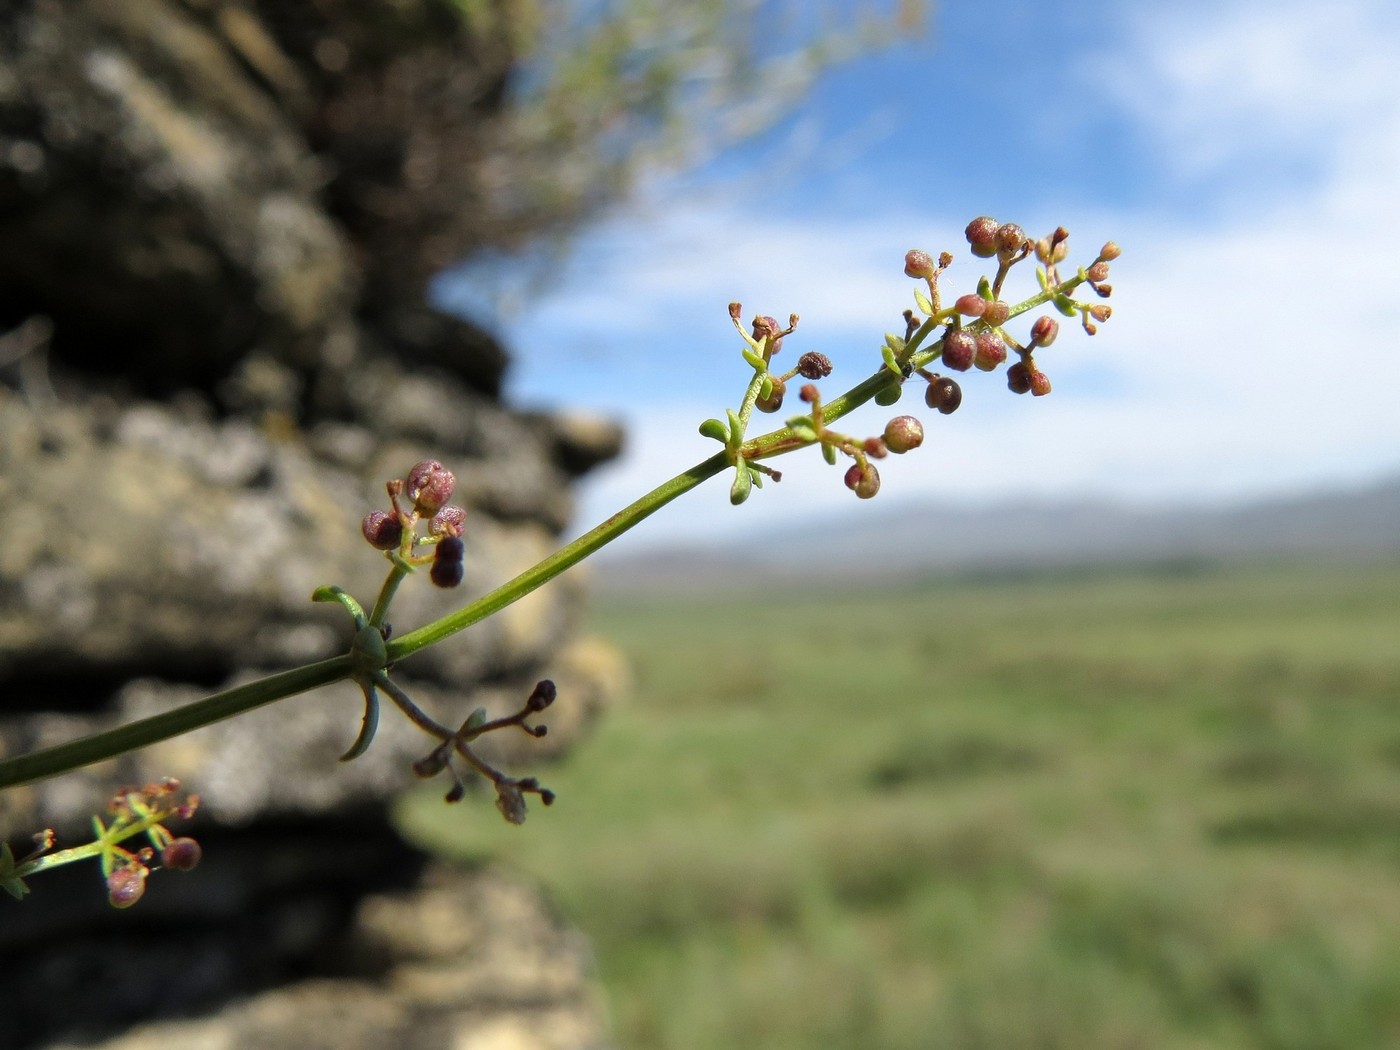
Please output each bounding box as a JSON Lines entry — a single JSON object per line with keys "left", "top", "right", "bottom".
{"left": 702, "top": 218, "right": 1118, "bottom": 504}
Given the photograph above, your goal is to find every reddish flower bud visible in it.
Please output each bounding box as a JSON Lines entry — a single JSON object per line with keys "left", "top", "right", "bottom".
{"left": 796, "top": 352, "right": 833, "bottom": 379}
{"left": 883, "top": 415, "right": 924, "bottom": 453}
{"left": 799, "top": 383, "right": 820, "bottom": 403}
{"left": 430, "top": 505, "right": 467, "bottom": 537}
{"left": 863, "top": 437, "right": 889, "bottom": 459}
{"left": 995, "top": 223, "right": 1026, "bottom": 259}
{"left": 925, "top": 376, "right": 962, "bottom": 414}
{"left": 954, "top": 294, "right": 987, "bottom": 319}
{"left": 430, "top": 536, "right": 465, "bottom": 589}
{"left": 965, "top": 216, "right": 999, "bottom": 257}
{"left": 1087, "top": 261, "right": 1110, "bottom": 283}
{"left": 973, "top": 331, "right": 1008, "bottom": 371}
{"left": 942, "top": 330, "right": 976, "bottom": 371}
{"left": 904, "top": 249, "right": 936, "bottom": 279}
{"left": 981, "top": 300, "right": 1010, "bottom": 327}
{"left": 1030, "top": 316, "right": 1059, "bottom": 347}
{"left": 728, "top": 302, "right": 743, "bottom": 320}
{"left": 1030, "top": 371, "right": 1052, "bottom": 396}
{"left": 107, "top": 864, "right": 148, "bottom": 909}
{"left": 1006, "top": 361, "right": 1033, "bottom": 395}
{"left": 406, "top": 460, "right": 456, "bottom": 514}
{"left": 843, "top": 462, "right": 881, "bottom": 499}
{"left": 1089, "top": 304, "right": 1113, "bottom": 322}
{"left": 160, "top": 837, "right": 202, "bottom": 872}
{"left": 1098, "top": 242, "right": 1121, "bottom": 261}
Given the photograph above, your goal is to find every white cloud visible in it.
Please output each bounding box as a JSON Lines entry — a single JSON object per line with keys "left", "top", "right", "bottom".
{"left": 502, "top": 0, "right": 1400, "bottom": 547}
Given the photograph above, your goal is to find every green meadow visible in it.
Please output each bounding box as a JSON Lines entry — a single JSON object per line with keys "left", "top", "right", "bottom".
{"left": 397, "top": 559, "right": 1400, "bottom": 1050}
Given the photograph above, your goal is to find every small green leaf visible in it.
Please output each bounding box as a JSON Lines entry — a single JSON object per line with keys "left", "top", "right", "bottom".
{"left": 464, "top": 707, "right": 489, "bottom": 733}
{"left": 883, "top": 332, "right": 905, "bottom": 354}
{"left": 821, "top": 442, "right": 838, "bottom": 466}
{"left": 880, "top": 344, "right": 901, "bottom": 375}
{"left": 913, "top": 288, "right": 934, "bottom": 314}
{"left": 0, "top": 842, "right": 29, "bottom": 900}
{"left": 747, "top": 465, "right": 764, "bottom": 489}
{"left": 698, "top": 417, "right": 730, "bottom": 443}
{"left": 730, "top": 464, "right": 753, "bottom": 505}
{"left": 976, "top": 275, "right": 993, "bottom": 299}
{"left": 788, "top": 422, "right": 819, "bottom": 443}
{"left": 726, "top": 409, "right": 745, "bottom": 449}
{"left": 1053, "top": 293, "right": 1078, "bottom": 317}
{"left": 339, "top": 681, "right": 380, "bottom": 762}
{"left": 1036, "top": 266, "right": 1050, "bottom": 292}
{"left": 741, "top": 348, "right": 766, "bottom": 371}
{"left": 759, "top": 374, "right": 774, "bottom": 400}
{"left": 311, "top": 585, "right": 367, "bottom": 628}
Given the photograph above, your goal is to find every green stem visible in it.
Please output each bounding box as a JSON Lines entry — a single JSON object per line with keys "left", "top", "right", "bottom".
{"left": 0, "top": 273, "right": 1085, "bottom": 792}
{"left": 387, "top": 451, "right": 727, "bottom": 659}
{"left": 0, "top": 656, "right": 351, "bottom": 789}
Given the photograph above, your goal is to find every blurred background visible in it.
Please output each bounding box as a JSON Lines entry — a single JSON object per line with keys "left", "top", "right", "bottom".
{"left": 3, "top": 0, "right": 1399, "bottom": 1048}
{"left": 412, "top": 0, "right": 1400, "bottom": 1048}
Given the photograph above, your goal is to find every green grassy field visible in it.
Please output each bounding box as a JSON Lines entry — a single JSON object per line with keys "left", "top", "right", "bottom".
{"left": 397, "top": 559, "right": 1400, "bottom": 1050}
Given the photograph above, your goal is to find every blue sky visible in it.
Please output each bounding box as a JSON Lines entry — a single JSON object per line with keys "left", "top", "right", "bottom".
{"left": 436, "top": 0, "right": 1400, "bottom": 548}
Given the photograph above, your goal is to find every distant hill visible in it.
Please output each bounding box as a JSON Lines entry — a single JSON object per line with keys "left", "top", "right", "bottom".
{"left": 594, "top": 475, "right": 1400, "bottom": 593}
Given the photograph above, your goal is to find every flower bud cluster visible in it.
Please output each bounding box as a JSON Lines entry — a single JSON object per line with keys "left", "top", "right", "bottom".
{"left": 77, "top": 779, "right": 201, "bottom": 908}
{"left": 895, "top": 219, "right": 1119, "bottom": 407}
{"left": 362, "top": 460, "right": 469, "bottom": 589}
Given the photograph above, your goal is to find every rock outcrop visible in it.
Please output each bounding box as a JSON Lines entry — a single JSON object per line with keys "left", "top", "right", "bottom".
{"left": 0, "top": 2, "right": 624, "bottom": 1047}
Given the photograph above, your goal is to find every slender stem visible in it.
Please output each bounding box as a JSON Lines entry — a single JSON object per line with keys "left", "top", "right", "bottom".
{"left": 0, "top": 272, "right": 1086, "bottom": 792}
{"left": 0, "top": 655, "right": 352, "bottom": 789}
{"left": 388, "top": 451, "right": 728, "bottom": 659}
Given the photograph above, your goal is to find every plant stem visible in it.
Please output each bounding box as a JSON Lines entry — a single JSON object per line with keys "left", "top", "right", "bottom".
{"left": 0, "top": 656, "right": 351, "bottom": 789}
{"left": 0, "top": 272, "right": 1080, "bottom": 791}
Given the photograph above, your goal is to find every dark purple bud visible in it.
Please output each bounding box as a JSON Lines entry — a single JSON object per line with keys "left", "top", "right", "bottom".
{"left": 796, "top": 352, "right": 833, "bottom": 379}
{"left": 361, "top": 511, "right": 403, "bottom": 551}
{"left": 430, "top": 536, "right": 465, "bottom": 588}
{"left": 1006, "top": 362, "right": 1033, "bottom": 395}
{"left": 925, "top": 377, "right": 962, "bottom": 414}
{"left": 160, "top": 837, "right": 202, "bottom": 872}
{"left": 527, "top": 680, "right": 557, "bottom": 711}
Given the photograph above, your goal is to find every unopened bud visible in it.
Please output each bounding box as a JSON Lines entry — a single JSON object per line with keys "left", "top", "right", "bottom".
{"left": 361, "top": 510, "right": 403, "bottom": 550}
{"left": 430, "top": 536, "right": 465, "bottom": 588}
{"left": 1030, "top": 371, "right": 1052, "bottom": 396}
{"left": 756, "top": 377, "right": 786, "bottom": 413}
{"left": 796, "top": 352, "right": 833, "bottom": 379}
{"left": 1030, "top": 316, "right": 1059, "bottom": 347}
{"left": 1089, "top": 304, "right": 1112, "bottom": 322}
{"left": 1098, "top": 242, "right": 1121, "bottom": 261}
{"left": 995, "top": 223, "right": 1026, "bottom": 259}
{"left": 973, "top": 331, "right": 1007, "bottom": 371}
{"left": 843, "top": 462, "right": 881, "bottom": 499}
{"left": 863, "top": 437, "right": 889, "bottom": 459}
{"left": 107, "top": 864, "right": 148, "bottom": 909}
{"left": 406, "top": 460, "right": 456, "bottom": 514}
{"left": 1006, "top": 361, "right": 1032, "bottom": 395}
{"left": 1086, "top": 261, "right": 1110, "bottom": 283}
{"left": 527, "top": 679, "right": 557, "bottom": 711}
{"left": 728, "top": 302, "right": 742, "bottom": 320}
{"left": 160, "top": 837, "right": 202, "bottom": 872}
{"left": 965, "top": 216, "right": 999, "bottom": 258}
{"left": 954, "top": 294, "right": 987, "bottom": 319}
{"left": 925, "top": 376, "right": 962, "bottom": 414}
{"left": 430, "top": 505, "right": 467, "bottom": 537}
{"left": 799, "top": 383, "right": 820, "bottom": 403}
{"left": 942, "top": 330, "right": 976, "bottom": 371}
{"left": 981, "top": 300, "right": 1010, "bottom": 326}
{"left": 904, "top": 249, "right": 936, "bottom": 280}
{"left": 883, "top": 415, "right": 924, "bottom": 453}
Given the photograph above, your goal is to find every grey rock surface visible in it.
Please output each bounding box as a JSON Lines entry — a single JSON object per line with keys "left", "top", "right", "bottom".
{"left": 0, "top": 2, "right": 626, "bottom": 1047}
